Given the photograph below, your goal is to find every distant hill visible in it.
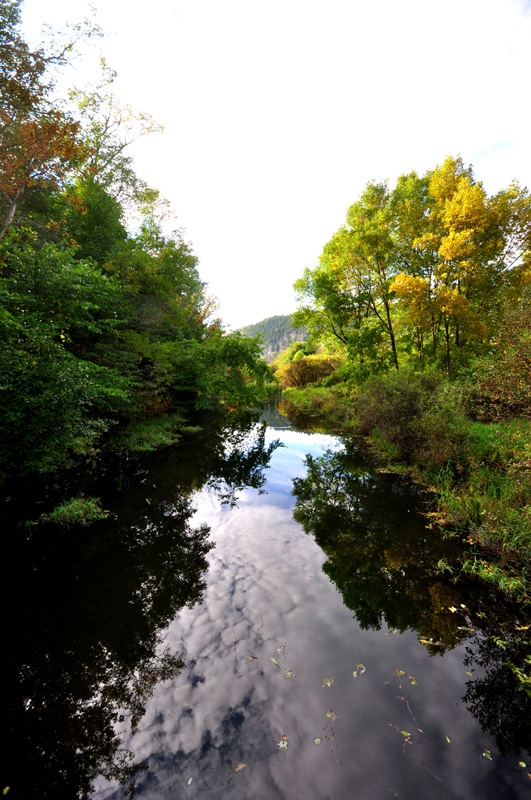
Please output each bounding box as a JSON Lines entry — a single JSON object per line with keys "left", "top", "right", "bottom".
{"left": 238, "top": 314, "right": 307, "bottom": 361}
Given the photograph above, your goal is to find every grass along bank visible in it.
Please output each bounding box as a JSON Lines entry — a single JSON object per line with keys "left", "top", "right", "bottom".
{"left": 280, "top": 371, "right": 531, "bottom": 604}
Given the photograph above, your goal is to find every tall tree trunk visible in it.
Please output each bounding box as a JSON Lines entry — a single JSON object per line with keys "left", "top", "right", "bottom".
{"left": 0, "top": 187, "right": 23, "bottom": 242}
{"left": 444, "top": 317, "right": 451, "bottom": 375}
{"left": 384, "top": 299, "right": 399, "bottom": 370}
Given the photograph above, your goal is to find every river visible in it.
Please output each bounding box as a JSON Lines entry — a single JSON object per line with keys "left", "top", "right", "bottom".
{"left": 4, "top": 405, "right": 531, "bottom": 799}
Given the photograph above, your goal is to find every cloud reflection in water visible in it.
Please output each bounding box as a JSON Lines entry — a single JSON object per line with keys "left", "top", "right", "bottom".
{"left": 94, "top": 428, "right": 530, "bottom": 800}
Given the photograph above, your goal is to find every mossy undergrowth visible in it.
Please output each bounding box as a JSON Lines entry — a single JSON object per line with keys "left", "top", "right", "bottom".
{"left": 123, "top": 412, "right": 187, "bottom": 454}
{"left": 39, "top": 495, "right": 110, "bottom": 527}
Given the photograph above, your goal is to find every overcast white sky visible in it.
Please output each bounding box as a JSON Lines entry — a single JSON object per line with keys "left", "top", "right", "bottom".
{"left": 21, "top": 0, "right": 531, "bottom": 330}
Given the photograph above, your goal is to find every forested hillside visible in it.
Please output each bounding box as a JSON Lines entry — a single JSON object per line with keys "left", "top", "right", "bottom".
{"left": 0, "top": 0, "right": 270, "bottom": 498}
{"left": 238, "top": 314, "right": 306, "bottom": 360}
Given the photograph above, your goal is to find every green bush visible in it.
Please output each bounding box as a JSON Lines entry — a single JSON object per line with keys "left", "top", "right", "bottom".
{"left": 353, "top": 368, "right": 469, "bottom": 471}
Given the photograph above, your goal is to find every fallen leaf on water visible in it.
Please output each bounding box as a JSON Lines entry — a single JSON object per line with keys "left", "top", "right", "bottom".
{"left": 353, "top": 663, "right": 366, "bottom": 678}
{"left": 389, "top": 724, "right": 411, "bottom": 742}
{"left": 446, "top": 736, "right": 451, "bottom": 743}
{"left": 234, "top": 763, "right": 247, "bottom": 773}
{"left": 518, "top": 761, "right": 527, "bottom": 768}
{"left": 482, "top": 750, "right": 492, "bottom": 760}
{"left": 323, "top": 678, "right": 334, "bottom": 688}
{"left": 270, "top": 657, "right": 280, "bottom": 667}
{"left": 277, "top": 643, "right": 286, "bottom": 653}
{"left": 187, "top": 777, "right": 193, "bottom": 786}
{"left": 325, "top": 710, "right": 335, "bottom": 719}
{"left": 245, "top": 656, "right": 257, "bottom": 662}
{"left": 278, "top": 736, "right": 288, "bottom": 751}
{"left": 313, "top": 737, "right": 322, "bottom": 744}
{"left": 284, "top": 668, "right": 296, "bottom": 679}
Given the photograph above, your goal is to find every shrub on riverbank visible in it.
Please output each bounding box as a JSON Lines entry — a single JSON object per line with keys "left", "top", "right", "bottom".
{"left": 274, "top": 354, "right": 340, "bottom": 388}
{"left": 281, "top": 375, "right": 531, "bottom": 601}
{"left": 282, "top": 384, "right": 357, "bottom": 426}
{"left": 434, "top": 418, "right": 531, "bottom": 597}
{"left": 352, "top": 368, "right": 469, "bottom": 471}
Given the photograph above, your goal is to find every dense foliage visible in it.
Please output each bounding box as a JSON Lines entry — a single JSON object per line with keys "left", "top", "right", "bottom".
{"left": 0, "top": 1, "right": 270, "bottom": 490}
{"left": 293, "top": 156, "right": 531, "bottom": 380}
{"left": 288, "top": 156, "right": 531, "bottom": 599}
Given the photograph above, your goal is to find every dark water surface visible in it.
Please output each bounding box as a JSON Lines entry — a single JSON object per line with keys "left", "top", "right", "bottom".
{"left": 4, "top": 408, "right": 531, "bottom": 799}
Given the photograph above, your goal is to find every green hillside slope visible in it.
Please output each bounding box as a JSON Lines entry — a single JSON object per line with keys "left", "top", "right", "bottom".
{"left": 238, "top": 315, "right": 307, "bottom": 360}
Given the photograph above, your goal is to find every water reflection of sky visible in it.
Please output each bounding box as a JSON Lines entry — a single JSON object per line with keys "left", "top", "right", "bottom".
{"left": 233, "top": 430, "right": 343, "bottom": 509}
{"left": 94, "top": 428, "right": 530, "bottom": 800}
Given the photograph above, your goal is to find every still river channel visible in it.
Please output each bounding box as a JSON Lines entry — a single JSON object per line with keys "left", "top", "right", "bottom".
{"left": 5, "top": 404, "right": 531, "bottom": 799}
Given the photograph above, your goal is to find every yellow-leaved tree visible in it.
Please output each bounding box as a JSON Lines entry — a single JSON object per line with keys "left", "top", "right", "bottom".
{"left": 391, "top": 156, "right": 531, "bottom": 373}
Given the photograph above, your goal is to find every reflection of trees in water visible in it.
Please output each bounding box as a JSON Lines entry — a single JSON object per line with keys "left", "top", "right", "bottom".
{"left": 292, "top": 443, "right": 531, "bottom": 759}
{"left": 463, "top": 625, "right": 531, "bottom": 757}
{"left": 204, "top": 419, "right": 282, "bottom": 506}
{"left": 3, "top": 413, "right": 280, "bottom": 799}
{"left": 292, "top": 444, "right": 471, "bottom": 644}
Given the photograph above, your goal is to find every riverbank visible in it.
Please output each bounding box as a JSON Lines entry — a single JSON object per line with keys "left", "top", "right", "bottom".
{"left": 281, "top": 375, "right": 531, "bottom": 604}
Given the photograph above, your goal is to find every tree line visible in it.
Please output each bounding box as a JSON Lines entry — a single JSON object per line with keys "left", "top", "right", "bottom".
{"left": 293, "top": 155, "right": 531, "bottom": 390}
{"left": 0, "top": 0, "right": 270, "bottom": 490}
